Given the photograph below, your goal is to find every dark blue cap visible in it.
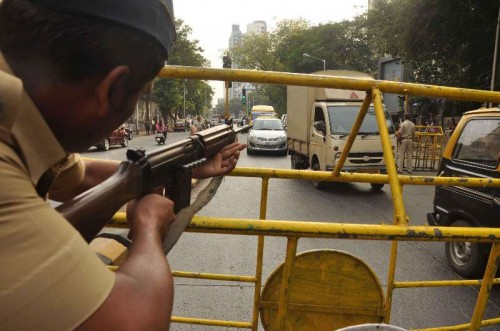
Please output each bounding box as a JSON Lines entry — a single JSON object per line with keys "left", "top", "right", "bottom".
{"left": 28, "top": 0, "right": 175, "bottom": 56}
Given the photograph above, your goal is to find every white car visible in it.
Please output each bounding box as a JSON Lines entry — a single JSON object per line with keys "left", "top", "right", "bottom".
{"left": 209, "top": 117, "right": 220, "bottom": 127}
{"left": 247, "top": 117, "right": 287, "bottom": 156}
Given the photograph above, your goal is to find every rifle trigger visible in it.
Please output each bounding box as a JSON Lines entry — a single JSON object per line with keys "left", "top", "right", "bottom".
{"left": 181, "top": 158, "right": 208, "bottom": 171}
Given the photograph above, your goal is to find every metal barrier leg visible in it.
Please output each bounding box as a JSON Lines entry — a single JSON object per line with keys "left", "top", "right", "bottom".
{"left": 275, "top": 237, "right": 298, "bottom": 331}
{"left": 470, "top": 243, "right": 500, "bottom": 330}
{"left": 253, "top": 178, "right": 270, "bottom": 330}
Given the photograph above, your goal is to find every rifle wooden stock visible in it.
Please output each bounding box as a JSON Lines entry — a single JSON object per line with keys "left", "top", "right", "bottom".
{"left": 56, "top": 124, "right": 250, "bottom": 243}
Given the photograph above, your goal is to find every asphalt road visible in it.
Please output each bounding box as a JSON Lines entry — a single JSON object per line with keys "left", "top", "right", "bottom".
{"left": 82, "top": 130, "right": 500, "bottom": 331}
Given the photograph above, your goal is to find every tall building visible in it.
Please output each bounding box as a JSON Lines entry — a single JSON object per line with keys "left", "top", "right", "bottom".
{"left": 227, "top": 20, "right": 267, "bottom": 109}
{"left": 247, "top": 20, "right": 267, "bottom": 35}
{"left": 228, "top": 24, "right": 243, "bottom": 49}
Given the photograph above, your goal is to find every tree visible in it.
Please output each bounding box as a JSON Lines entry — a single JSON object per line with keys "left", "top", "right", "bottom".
{"left": 213, "top": 97, "right": 247, "bottom": 118}
{"left": 229, "top": 18, "right": 379, "bottom": 115}
{"left": 365, "top": 0, "right": 499, "bottom": 114}
{"left": 146, "top": 19, "right": 214, "bottom": 122}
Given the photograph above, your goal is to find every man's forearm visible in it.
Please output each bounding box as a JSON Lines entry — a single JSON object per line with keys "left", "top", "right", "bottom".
{"left": 80, "top": 159, "right": 121, "bottom": 193}
{"left": 76, "top": 230, "right": 173, "bottom": 330}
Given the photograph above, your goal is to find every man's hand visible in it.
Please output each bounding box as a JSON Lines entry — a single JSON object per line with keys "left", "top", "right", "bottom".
{"left": 126, "top": 194, "right": 176, "bottom": 241}
{"left": 193, "top": 142, "right": 246, "bottom": 179}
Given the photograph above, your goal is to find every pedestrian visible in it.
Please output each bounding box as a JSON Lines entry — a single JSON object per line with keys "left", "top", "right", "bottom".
{"left": 145, "top": 120, "right": 151, "bottom": 135}
{"left": 0, "top": 1, "right": 246, "bottom": 330}
{"left": 193, "top": 115, "right": 204, "bottom": 131}
{"left": 397, "top": 113, "right": 416, "bottom": 174}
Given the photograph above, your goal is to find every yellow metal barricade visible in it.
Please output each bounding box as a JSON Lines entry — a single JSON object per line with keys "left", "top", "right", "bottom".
{"left": 412, "top": 126, "right": 444, "bottom": 171}
{"left": 104, "top": 67, "right": 500, "bottom": 331}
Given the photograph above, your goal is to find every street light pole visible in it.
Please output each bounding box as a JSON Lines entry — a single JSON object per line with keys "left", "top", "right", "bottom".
{"left": 183, "top": 79, "right": 186, "bottom": 119}
{"left": 303, "top": 53, "right": 326, "bottom": 71}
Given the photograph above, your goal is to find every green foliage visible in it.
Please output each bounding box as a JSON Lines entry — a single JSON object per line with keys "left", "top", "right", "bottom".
{"left": 146, "top": 19, "right": 214, "bottom": 121}
{"left": 214, "top": 97, "right": 248, "bottom": 118}
{"left": 229, "top": 18, "right": 379, "bottom": 115}
{"left": 366, "top": 0, "right": 499, "bottom": 115}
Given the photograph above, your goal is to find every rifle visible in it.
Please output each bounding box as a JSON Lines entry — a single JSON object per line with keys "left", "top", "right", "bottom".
{"left": 56, "top": 124, "right": 251, "bottom": 244}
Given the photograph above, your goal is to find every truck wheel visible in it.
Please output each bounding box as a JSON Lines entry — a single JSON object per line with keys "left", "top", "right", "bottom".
{"left": 445, "top": 219, "right": 487, "bottom": 278}
{"left": 291, "top": 154, "right": 303, "bottom": 169}
{"left": 311, "top": 163, "right": 325, "bottom": 190}
{"left": 370, "top": 183, "right": 384, "bottom": 191}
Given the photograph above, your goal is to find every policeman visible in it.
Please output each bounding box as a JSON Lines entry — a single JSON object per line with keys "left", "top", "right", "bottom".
{"left": 0, "top": 0, "right": 245, "bottom": 330}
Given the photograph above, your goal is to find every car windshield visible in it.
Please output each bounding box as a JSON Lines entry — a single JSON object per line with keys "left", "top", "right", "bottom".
{"left": 253, "top": 119, "right": 283, "bottom": 130}
{"left": 453, "top": 118, "right": 500, "bottom": 167}
{"left": 327, "top": 106, "right": 395, "bottom": 135}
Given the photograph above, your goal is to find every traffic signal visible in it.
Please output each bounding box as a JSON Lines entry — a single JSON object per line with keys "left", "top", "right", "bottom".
{"left": 242, "top": 88, "right": 246, "bottom": 104}
{"left": 222, "top": 55, "right": 232, "bottom": 69}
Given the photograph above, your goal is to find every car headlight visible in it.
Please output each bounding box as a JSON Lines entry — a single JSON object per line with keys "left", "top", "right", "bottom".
{"left": 334, "top": 152, "right": 342, "bottom": 162}
{"left": 248, "top": 134, "right": 256, "bottom": 142}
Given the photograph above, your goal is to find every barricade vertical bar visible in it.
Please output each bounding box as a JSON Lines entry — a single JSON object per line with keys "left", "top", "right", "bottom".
{"left": 470, "top": 243, "right": 500, "bottom": 330}
{"left": 372, "top": 88, "right": 407, "bottom": 225}
{"left": 251, "top": 177, "right": 270, "bottom": 330}
{"left": 332, "top": 92, "right": 372, "bottom": 176}
{"left": 373, "top": 88, "right": 406, "bottom": 323}
{"left": 275, "top": 237, "right": 298, "bottom": 331}
{"left": 259, "top": 177, "right": 269, "bottom": 221}
{"left": 384, "top": 241, "right": 399, "bottom": 323}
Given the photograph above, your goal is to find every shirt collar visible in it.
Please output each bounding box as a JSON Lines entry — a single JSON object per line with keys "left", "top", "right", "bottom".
{"left": 0, "top": 53, "right": 67, "bottom": 185}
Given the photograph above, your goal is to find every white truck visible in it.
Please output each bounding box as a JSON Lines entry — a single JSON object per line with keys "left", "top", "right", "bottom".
{"left": 287, "top": 70, "right": 397, "bottom": 190}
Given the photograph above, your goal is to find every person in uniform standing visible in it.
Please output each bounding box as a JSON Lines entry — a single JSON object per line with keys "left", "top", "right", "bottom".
{"left": 397, "top": 113, "right": 416, "bottom": 174}
{"left": 0, "top": 0, "right": 245, "bottom": 330}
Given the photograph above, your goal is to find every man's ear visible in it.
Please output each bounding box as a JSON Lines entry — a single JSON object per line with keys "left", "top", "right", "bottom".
{"left": 95, "top": 66, "right": 130, "bottom": 117}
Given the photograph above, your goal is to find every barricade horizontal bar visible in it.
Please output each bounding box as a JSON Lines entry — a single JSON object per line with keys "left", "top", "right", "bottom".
{"left": 108, "top": 214, "right": 500, "bottom": 243}
{"left": 414, "top": 317, "right": 500, "bottom": 331}
{"left": 171, "top": 316, "right": 252, "bottom": 328}
{"left": 394, "top": 279, "right": 500, "bottom": 288}
{"left": 159, "top": 66, "right": 500, "bottom": 103}
{"left": 229, "top": 167, "right": 500, "bottom": 187}
{"left": 260, "top": 301, "right": 385, "bottom": 317}
{"left": 173, "top": 271, "right": 256, "bottom": 283}
{"left": 185, "top": 217, "right": 500, "bottom": 243}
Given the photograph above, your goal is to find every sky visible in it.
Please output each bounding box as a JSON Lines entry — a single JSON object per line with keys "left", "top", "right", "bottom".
{"left": 175, "top": 1, "right": 369, "bottom": 104}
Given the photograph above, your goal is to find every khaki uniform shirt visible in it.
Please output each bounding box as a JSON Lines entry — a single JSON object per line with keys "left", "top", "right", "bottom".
{"left": 0, "top": 54, "right": 115, "bottom": 330}
{"left": 399, "top": 119, "right": 416, "bottom": 139}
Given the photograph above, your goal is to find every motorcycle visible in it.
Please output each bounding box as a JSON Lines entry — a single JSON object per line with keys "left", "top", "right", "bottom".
{"left": 155, "top": 130, "right": 166, "bottom": 145}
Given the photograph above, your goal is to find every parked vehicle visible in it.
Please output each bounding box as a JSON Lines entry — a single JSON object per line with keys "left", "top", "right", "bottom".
{"left": 94, "top": 128, "right": 128, "bottom": 151}
{"left": 286, "top": 70, "right": 396, "bottom": 191}
{"left": 427, "top": 108, "right": 500, "bottom": 278}
{"left": 247, "top": 116, "right": 287, "bottom": 156}
{"left": 174, "top": 119, "right": 188, "bottom": 132}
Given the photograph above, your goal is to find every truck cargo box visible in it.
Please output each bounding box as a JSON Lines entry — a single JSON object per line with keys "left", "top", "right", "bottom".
{"left": 286, "top": 70, "right": 374, "bottom": 143}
